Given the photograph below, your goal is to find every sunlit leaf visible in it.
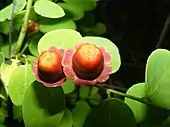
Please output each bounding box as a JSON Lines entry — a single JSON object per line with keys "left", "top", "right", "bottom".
{"left": 34, "top": 0, "right": 65, "bottom": 18}
{"left": 0, "top": 59, "right": 20, "bottom": 87}
{"left": 0, "top": 0, "right": 26, "bottom": 22}
{"left": 58, "top": 3, "right": 84, "bottom": 21}
{"left": 39, "top": 17, "right": 76, "bottom": 33}
{"left": 0, "top": 52, "right": 4, "bottom": 66}
{"left": 124, "top": 83, "right": 148, "bottom": 123}
{"left": 38, "top": 29, "right": 82, "bottom": 53}
{"left": 72, "top": 101, "right": 91, "bottom": 127}
{"left": 145, "top": 49, "right": 170, "bottom": 109}
{"left": 81, "top": 37, "right": 121, "bottom": 74}
{"left": 8, "top": 65, "right": 35, "bottom": 106}
{"left": 84, "top": 98, "right": 137, "bottom": 127}
{"left": 22, "top": 81, "right": 66, "bottom": 127}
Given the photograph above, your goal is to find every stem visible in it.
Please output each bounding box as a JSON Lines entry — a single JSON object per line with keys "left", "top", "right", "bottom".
{"left": 0, "top": 94, "right": 7, "bottom": 103}
{"left": 156, "top": 15, "right": 170, "bottom": 48}
{"left": 9, "top": 0, "right": 17, "bottom": 58}
{"left": 107, "top": 88, "right": 151, "bottom": 105}
{"left": 12, "top": 0, "right": 33, "bottom": 56}
{"left": 17, "top": 42, "right": 29, "bottom": 57}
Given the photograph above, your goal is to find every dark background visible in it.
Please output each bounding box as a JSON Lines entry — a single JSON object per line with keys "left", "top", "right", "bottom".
{"left": 95, "top": 0, "right": 170, "bottom": 88}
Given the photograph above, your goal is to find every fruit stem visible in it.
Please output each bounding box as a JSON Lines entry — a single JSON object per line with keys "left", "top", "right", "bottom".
{"left": 106, "top": 88, "right": 152, "bottom": 105}
{"left": 12, "top": 0, "right": 33, "bottom": 56}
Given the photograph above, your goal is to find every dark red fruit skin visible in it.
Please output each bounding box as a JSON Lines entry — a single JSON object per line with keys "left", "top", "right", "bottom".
{"left": 27, "top": 20, "right": 39, "bottom": 36}
{"left": 37, "top": 51, "right": 64, "bottom": 83}
{"left": 72, "top": 44, "right": 104, "bottom": 80}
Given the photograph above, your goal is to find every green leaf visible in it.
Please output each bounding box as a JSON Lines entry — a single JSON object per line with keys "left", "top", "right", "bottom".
{"left": 14, "top": 8, "right": 38, "bottom": 31}
{"left": 58, "top": 3, "right": 84, "bottom": 21}
{"left": 22, "top": 81, "right": 66, "bottom": 127}
{"left": 67, "top": 92, "right": 77, "bottom": 105}
{"left": 88, "top": 87, "right": 101, "bottom": 106}
{"left": 34, "top": 0, "right": 65, "bottom": 18}
{"left": 58, "top": 109, "right": 73, "bottom": 127}
{"left": 72, "top": 101, "right": 91, "bottom": 127}
{"left": 0, "top": 59, "right": 20, "bottom": 87}
{"left": 0, "top": 35, "right": 3, "bottom": 47}
{"left": 64, "top": 0, "right": 96, "bottom": 11}
{"left": 1, "top": 42, "right": 17, "bottom": 57}
{"left": 124, "top": 83, "right": 148, "bottom": 123}
{"left": 83, "top": 98, "right": 137, "bottom": 127}
{"left": 91, "top": 23, "right": 107, "bottom": 35}
{"left": 8, "top": 65, "right": 35, "bottom": 106}
{"left": 25, "top": 55, "right": 37, "bottom": 65}
{"left": 39, "top": 17, "right": 76, "bottom": 33}
{"left": 0, "top": 0, "right": 26, "bottom": 22}
{"left": 161, "top": 116, "right": 170, "bottom": 127}
{"left": 140, "top": 105, "right": 169, "bottom": 127}
{"left": 0, "top": 20, "right": 11, "bottom": 35}
{"left": 145, "top": 49, "right": 170, "bottom": 109}
{"left": 61, "top": 78, "right": 76, "bottom": 94}
{"left": 28, "top": 33, "right": 43, "bottom": 57}
{"left": 38, "top": 29, "right": 82, "bottom": 53}
{"left": 81, "top": 37, "right": 121, "bottom": 74}
{"left": 13, "top": 105, "right": 22, "bottom": 121}
{"left": 0, "top": 107, "right": 8, "bottom": 123}
{"left": 0, "top": 52, "right": 4, "bottom": 66}
{"left": 79, "top": 86, "right": 90, "bottom": 100}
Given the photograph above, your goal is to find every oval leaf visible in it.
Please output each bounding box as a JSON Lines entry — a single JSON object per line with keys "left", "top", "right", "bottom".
{"left": 58, "top": 3, "right": 84, "bottom": 21}
{"left": 0, "top": 0, "right": 26, "bottom": 22}
{"left": 0, "top": 59, "right": 20, "bottom": 87}
{"left": 8, "top": 65, "right": 35, "bottom": 106}
{"left": 145, "top": 49, "right": 170, "bottom": 109}
{"left": 39, "top": 17, "right": 76, "bottom": 33}
{"left": 28, "top": 33, "right": 42, "bottom": 57}
{"left": 83, "top": 98, "right": 137, "bottom": 127}
{"left": 38, "top": 29, "right": 82, "bottom": 53}
{"left": 81, "top": 36, "right": 121, "bottom": 73}
{"left": 34, "top": 0, "right": 65, "bottom": 18}
{"left": 22, "top": 81, "right": 66, "bottom": 127}
{"left": 124, "top": 83, "right": 148, "bottom": 123}
{"left": 72, "top": 101, "right": 91, "bottom": 127}
{"left": 88, "top": 87, "right": 101, "bottom": 106}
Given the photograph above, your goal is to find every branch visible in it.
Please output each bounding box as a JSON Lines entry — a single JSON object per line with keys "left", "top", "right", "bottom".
{"left": 12, "top": 0, "right": 33, "bottom": 56}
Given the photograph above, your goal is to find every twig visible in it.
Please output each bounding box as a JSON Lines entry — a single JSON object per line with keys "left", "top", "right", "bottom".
{"left": 106, "top": 88, "right": 152, "bottom": 105}
{"left": 156, "top": 15, "right": 170, "bottom": 48}
{"left": 9, "top": 0, "right": 17, "bottom": 58}
{"left": 17, "top": 42, "right": 29, "bottom": 57}
{"left": 96, "top": 84, "right": 151, "bottom": 105}
{"left": 12, "top": 0, "right": 33, "bottom": 56}
{"left": 0, "top": 94, "right": 7, "bottom": 103}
